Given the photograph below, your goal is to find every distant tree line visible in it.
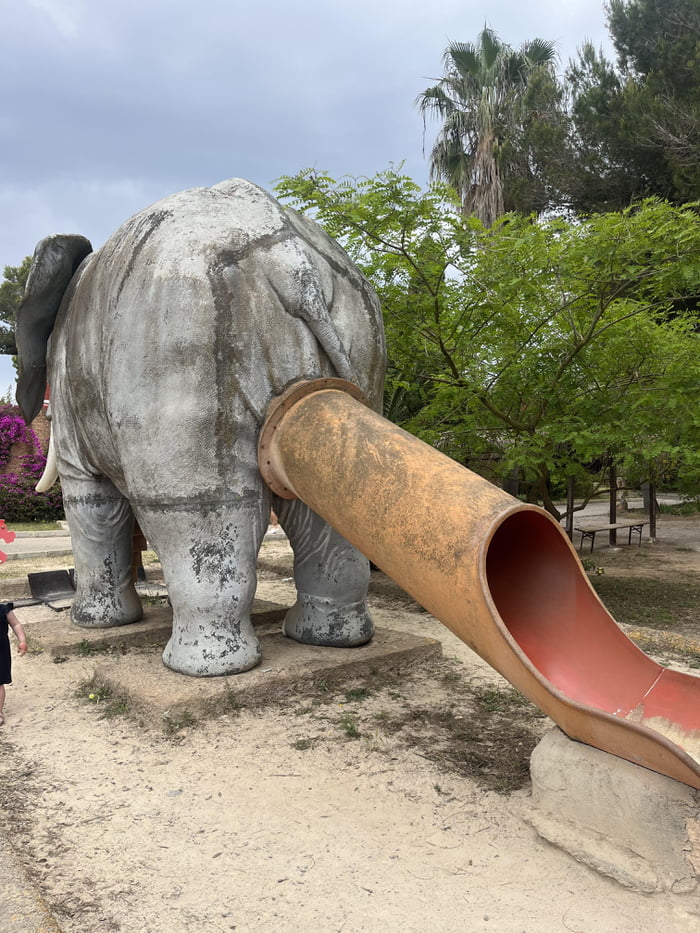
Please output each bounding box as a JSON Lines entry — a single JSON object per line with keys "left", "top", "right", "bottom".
{"left": 415, "top": 0, "right": 700, "bottom": 224}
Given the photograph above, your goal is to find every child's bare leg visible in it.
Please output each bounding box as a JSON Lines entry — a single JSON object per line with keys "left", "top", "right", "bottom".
{"left": 0, "top": 683, "right": 5, "bottom": 722}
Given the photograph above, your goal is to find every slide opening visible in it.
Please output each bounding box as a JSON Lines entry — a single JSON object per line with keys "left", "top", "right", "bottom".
{"left": 485, "top": 510, "right": 660, "bottom": 716}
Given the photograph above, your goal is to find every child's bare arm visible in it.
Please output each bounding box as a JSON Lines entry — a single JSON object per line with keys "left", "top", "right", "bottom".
{"left": 7, "top": 611, "right": 27, "bottom": 655}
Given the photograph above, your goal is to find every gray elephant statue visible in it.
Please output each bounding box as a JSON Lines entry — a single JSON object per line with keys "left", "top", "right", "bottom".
{"left": 16, "top": 178, "right": 386, "bottom": 676}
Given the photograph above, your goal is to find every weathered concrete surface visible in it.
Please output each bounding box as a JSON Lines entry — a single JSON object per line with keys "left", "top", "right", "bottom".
{"left": 93, "top": 619, "right": 439, "bottom": 728}
{"left": 25, "top": 596, "right": 440, "bottom": 727}
{"left": 0, "top": 834, "right": 62, "bottom": 933}
{"left": 526, "top": 727, "right": 700, "bottom": 894}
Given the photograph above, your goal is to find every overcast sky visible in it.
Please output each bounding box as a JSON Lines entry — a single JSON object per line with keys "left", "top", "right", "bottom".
{"left": 0, "top": 0, "right": 614, "bottom": 393}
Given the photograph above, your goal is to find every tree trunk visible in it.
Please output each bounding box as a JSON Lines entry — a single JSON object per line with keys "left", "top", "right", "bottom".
{"left": 609, "top": 462, "right": 617, "bottom": 547}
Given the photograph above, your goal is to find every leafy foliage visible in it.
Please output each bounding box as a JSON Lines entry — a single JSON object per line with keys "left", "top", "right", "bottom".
{"left": 277, "top": 169, "right": 700, "bottom": 519}
{"left": 565, "top": 0, "right": 700, "bottom": 211}
{"left": 0, "top": 256, "right": 31, "bottom": 357}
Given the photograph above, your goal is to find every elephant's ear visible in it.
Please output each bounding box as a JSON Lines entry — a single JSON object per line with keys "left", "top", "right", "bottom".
{"left": 16, "top": 234, "right": 93, "bottom": 424}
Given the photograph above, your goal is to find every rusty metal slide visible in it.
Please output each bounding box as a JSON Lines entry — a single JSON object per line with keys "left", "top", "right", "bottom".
{"left": 258, "top": 378, "right": 700, "bottom": 789}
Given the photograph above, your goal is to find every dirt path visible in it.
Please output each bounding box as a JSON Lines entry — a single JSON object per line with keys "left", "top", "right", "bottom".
{"left": 0, "top": 523, "right": 699, "bottom": 932}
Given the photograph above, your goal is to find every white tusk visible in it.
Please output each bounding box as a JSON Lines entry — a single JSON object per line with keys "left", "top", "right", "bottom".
{"left": 36, "top": 428, "right": 59, "bottom": 492}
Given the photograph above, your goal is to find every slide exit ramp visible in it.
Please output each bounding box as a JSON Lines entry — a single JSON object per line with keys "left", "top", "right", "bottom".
{"left": 259, "top": 379, "right": 700, "bottom": 790}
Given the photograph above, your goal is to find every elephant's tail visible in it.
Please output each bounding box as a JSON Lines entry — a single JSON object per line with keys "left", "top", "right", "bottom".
{"left": 301, "top": 314, "right": 358, "bottom": 386}
{"left": 16, "top": 234, "right": 93, "bottom": 424}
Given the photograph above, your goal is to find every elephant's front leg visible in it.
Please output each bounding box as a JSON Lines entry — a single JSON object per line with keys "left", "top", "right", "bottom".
{"left": 139, "top": 490, "right": 269, "bottom": 677}
{"left": 63, "top": 477, "right": 143, "bottom": 628}
{"left": 276, "top": 499, "right": 374, "bottom": 647}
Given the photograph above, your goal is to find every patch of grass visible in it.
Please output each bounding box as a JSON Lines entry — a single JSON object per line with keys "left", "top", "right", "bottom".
{"left": 581, "top": 558, "right": 605, "bottom": 575}
{"left": 291, "top": 738, "right": 314, "bottom": 751}
{"left": 472, "top": 686, "right": 533, "bottom": 715}
{"left": 592, "top": 576, "right": 700, "bottom": 630}
{"left": 659, "top": 500, "right": 700, "bottom": 516}
{"left": 76, "top": 639, "right": 108, "bottom": 657}
{"left": 141, "top": 550, "right": 161, "bottom": 566}
{"left": 102, "top": 697, "right": 131, "bottom": 719}
{"left": 440, "top": 669, "right": 462, "bottom": 685}
{"left": 140, "top": 595, "right": 168, "bottom": 607}
{"left": 76, "top": 677, "right": 131, "bottom": 720}
{"left": 223, "top": 690, "right": 242, "bottom": 713}
{"left": 6, "top": 521, "right": 62, "bottom": 532}
{"left": 75, "top": 639, "right": 129, "bottom": 658}
{"left": 76, "top": 679, "right": 113, "bottom": 703}
{"left": 344, "top": 687, "right": 371, "bottom": 702}
{"left": 398, "top": 702, "right": 540, "bottom": 794}
{"left": 163, "top": 710, "right": 196, "bottom": 735}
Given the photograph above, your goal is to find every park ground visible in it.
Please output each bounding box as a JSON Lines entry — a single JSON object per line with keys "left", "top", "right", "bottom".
{"left": 0, "top": 510, "right": 699, "bottom": 932}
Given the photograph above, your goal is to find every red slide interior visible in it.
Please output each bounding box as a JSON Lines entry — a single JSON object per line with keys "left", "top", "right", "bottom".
{"left": 485, "top": 511, "right": 700, "bottom": 732}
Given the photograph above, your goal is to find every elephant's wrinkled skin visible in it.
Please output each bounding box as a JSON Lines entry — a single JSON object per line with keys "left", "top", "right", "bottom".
{"left": 16, "top": 179, "right": 386, "bottom": 676}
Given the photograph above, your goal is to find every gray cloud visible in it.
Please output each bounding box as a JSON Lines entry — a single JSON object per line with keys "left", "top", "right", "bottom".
{"left": 2, "top": 0, "right": 612, "bottom": 266}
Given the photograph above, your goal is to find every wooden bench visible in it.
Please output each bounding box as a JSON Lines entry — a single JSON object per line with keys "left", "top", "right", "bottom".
{"left": 574, "top": 520, "right": 647, "bottom": 553}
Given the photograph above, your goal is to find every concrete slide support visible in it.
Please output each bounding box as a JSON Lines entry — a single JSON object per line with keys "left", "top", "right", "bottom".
{"left": 258, "top": 379, "right": 700, "bottom": 790}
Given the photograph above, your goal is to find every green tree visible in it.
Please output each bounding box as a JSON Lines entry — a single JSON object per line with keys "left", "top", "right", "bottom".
{"left": 416, "top": 28, "right": 564, "bottom": 225}
{"left": 277, "top": 169, "right": 700, "bottom": 520}
{"left": 0, "top": 256, "right": 31, "bottom": 356}
{"left": 276, "top": 168, "right": 468, "bottom": 427}
{"left": 565, "top": 0, "right": 700, "bottom": 211}
{"left": 565, "top": 42, "right": 670, "bottom": 212}
{"left": 609, "top": 0, "right": 700, "bottom": 201}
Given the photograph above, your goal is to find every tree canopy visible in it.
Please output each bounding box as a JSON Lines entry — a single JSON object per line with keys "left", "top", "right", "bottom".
{"left": 277, "top": 169, "right": 700, "bottom": 518}
{"left": 0, "top": 257, "right": 30, "bottom": 357}
{"left": 565, "top": 0, "right": 700, "bottom": 212}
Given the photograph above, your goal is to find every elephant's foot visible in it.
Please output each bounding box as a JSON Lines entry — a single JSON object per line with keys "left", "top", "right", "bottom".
{"left": 283, "top": 593, "right": 374, "bottom": 648}
{"left": 162, "top": 616, "right": 262, "bottom": 677}
{"left": 72, "top": 587, "right": 143, "bottom": 629}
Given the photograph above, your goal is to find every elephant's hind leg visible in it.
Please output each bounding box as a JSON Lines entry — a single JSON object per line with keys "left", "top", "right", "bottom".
{"left": 277, "top": 500, "right": 373, "bottom": 647}
{"left": 139, "top": 495, "right": 267, "bottom": 677}
{"left": 63, "top": 477, "right": 143, "bottom": 628}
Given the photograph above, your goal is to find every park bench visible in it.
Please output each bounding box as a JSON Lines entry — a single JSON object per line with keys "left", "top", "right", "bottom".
{"left": 574, "top": 519, "right": 647, "bottom": 553}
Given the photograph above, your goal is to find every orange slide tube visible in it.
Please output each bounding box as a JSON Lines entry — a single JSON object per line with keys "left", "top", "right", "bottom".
{"left": 259, "top": 379, "right": 700, "bottom": 789}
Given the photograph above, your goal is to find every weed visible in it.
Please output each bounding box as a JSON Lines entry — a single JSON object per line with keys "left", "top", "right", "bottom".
{"left": 292, "top": 738, "right": 314, "bottom": 751}
{"left": 344, "top": 687, "right": 371, "bottom": 702}
{"left": 76, "top": 679, "right": 112, "bottom": 703}
{"left": 76, "top": 678, "right": 131, "bottom": 720}
{"left": 223, "top": 691, "right": 242, "bottom": 713}
{"left": 472, "top": 686, "right": 531, "bottom": 715}
{"left": 141, "top": 595, "right": 168, "bottom": 607}
{"left": 163, "top": 710, "right": 196, "bottom": 735}
{"left": 338, "top": 712, "right": 361, "bottom": 739}
{"left": 76, "top": 640, "right": 129, "bottom": 658}
{"left": 102, "top": 697, "right": 131, "bottom": 719}
{"left": 76, "top": 640, "right": 106, "bottom": 657}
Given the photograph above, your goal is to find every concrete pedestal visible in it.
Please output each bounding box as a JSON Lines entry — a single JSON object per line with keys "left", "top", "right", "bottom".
{"left": 526, "top": 727, "right": 700, "bottom": 894}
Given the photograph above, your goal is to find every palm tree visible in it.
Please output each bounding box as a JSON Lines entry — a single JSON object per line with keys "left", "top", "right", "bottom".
{"left": 417, "top": 28, "right": 559, "bottom": 226}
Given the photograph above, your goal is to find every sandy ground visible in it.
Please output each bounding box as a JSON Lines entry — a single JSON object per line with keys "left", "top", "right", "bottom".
{"left": 1, "top": 528, "right": 700, "bottom": 932}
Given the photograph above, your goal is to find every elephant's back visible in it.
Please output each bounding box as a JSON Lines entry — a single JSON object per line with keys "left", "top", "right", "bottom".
{"left": 97, "top": 179, "right": 287, "bottom": 280}
{"left": 48, "top": 179, "right": 385, "bottom": 499}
